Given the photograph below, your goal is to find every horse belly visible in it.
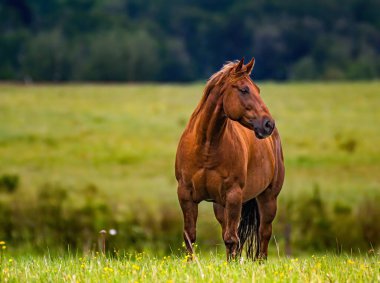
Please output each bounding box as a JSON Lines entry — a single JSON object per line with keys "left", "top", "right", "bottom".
{"left": 243, "top": 144, "right": 276, "bottom": 201}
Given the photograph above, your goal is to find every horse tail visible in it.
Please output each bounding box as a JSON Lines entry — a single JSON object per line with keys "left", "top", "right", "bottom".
{"left": 238, "top": 198, "right": 260, "bottom": 259}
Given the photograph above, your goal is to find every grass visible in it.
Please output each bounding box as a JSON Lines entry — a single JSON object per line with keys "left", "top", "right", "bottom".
{"left": 1, "top": 82, "right": 380, "bottom": 281}
{"left": 0, "top": 82, "right": 379, "bottom": 204}
{"left": 1, "top": 248, "right": 379, "bottom": 282}
{"left": 1, "top": 82, "right": 380, "bottom": 249}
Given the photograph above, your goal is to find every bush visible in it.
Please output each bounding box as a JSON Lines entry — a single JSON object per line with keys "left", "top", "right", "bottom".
{"left": 0, "top": 174, "right": 19, "bottom": 193}
{"left": 357, "top": 195, "right": 380, "bottom": 248}
{"left": 1, "top": 177, "right": 380, "bottom": 255}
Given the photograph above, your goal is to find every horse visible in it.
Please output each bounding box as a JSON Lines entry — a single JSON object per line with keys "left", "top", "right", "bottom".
{"left": 175, "top": 58, "right": 285, "bottom": 261}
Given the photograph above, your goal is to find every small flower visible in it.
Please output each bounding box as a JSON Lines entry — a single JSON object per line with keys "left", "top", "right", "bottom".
{"left": 347, "top": 259, "right": 355, "bottom": 265}
{"left": 132, "top": 264, "right": 140, "bottom": 271}
{"left": 0, "top": 241, "right": 5, "bottom": 245}
{"left": 103, "top": 267, "right": 113, "bottom": 273}
{"left": 2, "top": 246, "right": 6, "bottom": 250}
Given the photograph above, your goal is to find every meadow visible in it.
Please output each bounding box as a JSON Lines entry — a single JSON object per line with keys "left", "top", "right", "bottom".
{"left": 1, "top": 82, "right": 379, "bottom": 203}
{"left": 1, "top": 249, "right": 379, "bottom": 282}
{"left": 0, "top": 82, "right": 380, "bottom": 280}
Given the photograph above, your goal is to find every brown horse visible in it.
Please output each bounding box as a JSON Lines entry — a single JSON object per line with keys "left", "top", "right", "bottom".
{"left": 175, "top": 58, "right": 284, "bottom": 261}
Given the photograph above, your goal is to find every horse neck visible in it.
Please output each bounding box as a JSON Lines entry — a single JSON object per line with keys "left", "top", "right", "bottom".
{"left": 195, "top": 87, "right": 227, "bottom": 146}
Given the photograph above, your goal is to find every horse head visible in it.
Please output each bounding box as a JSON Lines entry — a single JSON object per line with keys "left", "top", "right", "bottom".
{"left": 222, "top": 58, "right": 275, "bottom": 139}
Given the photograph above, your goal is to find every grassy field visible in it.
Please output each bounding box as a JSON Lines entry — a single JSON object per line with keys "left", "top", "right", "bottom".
{"left": 1, "top": 82, "right": 380, "bottom": 281}
{"left": 0, "top": 82, "right": 379, "bottom": 203}
{"left": 1, "top": 249, "right": 379, "bottom": 282}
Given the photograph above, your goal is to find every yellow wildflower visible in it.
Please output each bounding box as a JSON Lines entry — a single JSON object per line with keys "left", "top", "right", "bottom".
{"left": 103, "top": 266, "right": 113, "bottom": 273}
{"left": 0, "top": 241, "right": 5, "bottom": 245}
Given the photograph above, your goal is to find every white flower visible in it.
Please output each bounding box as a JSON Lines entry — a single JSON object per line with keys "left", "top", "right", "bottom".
{"left": 109, "top": 229, "right": 117, "bottom": 236}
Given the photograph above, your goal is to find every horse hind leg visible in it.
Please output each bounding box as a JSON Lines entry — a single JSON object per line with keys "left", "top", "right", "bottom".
{"left": 178, "top": 185, "right": 198, "bottom": 257}
{"left": 257, "top": 190, "right": 278, "bottom": 260}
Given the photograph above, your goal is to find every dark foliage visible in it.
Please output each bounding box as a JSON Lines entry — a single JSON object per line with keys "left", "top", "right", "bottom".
{"left": 1, "top": 0, "right": 380, "bottom": 81}
{"left": 0, "top": 179, "right": 379, "bottom": 254}
{"left": 0, "top": 174, "right": 19, "bottom": 193}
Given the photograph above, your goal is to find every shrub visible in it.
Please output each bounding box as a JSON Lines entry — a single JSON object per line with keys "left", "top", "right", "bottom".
{"left": 0, "top": 174, "right": 19, "bottom": 193}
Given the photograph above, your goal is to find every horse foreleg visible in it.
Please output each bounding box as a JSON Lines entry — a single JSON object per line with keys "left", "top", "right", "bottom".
{"left": 224, "top": 187, "right": 242, "bottom": 261}
{"left": 178, "top": 186, "right": 198, "bottom": 258}
{"left": 257, "top": 192, "right": 277, "bottom": 260}
{"left": 213, "top": 202, "right": 226, "bottom": 245}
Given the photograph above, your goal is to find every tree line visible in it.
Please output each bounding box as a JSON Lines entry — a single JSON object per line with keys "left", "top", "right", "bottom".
{"left": 1, "top": 0, "right": 380, "bottom": 82}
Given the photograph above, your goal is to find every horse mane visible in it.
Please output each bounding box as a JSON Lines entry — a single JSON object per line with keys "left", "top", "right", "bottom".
{"left": 189, "top": 61, "right": 241, "bottom": 121}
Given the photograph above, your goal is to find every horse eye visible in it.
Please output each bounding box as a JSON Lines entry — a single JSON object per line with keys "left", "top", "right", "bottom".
{"left": 239, "top": 87, "right": 249, "bottom": 95}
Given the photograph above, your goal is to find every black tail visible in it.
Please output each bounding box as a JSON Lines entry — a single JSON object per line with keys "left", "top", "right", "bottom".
{"left": 237, "top": 198, "right": 260, "bottom": 259}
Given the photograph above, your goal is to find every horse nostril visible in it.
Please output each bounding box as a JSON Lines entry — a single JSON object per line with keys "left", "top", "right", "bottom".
{"left": 263, "top": 119, "right": 274, "bottom": 133}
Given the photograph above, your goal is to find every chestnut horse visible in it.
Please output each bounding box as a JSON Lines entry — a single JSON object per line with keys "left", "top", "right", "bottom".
{"left": 175, "top": 58, "right": 284, "bottom": 261}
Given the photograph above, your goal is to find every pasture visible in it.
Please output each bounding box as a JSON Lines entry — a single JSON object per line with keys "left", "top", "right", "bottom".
{"left": 1, "top": 82, "right": 379, "bottom": 204}
{"left": 0, "top": 82, "right": 380, "bottom": 279}
{"left": 1, "top": 251, "right": 379, "bottom": 282}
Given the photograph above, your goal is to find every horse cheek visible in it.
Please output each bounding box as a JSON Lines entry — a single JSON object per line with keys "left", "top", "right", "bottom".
{"left": 223, "top": 94, "right": 243, "bottom": 121}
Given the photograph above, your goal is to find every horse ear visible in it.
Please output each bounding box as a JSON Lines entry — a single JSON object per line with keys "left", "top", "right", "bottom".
{"left": 245, "top": 58, "right": 255, "bottom": 75}
{"left": 235, "top": 57, "right": 244, "bottom": 73}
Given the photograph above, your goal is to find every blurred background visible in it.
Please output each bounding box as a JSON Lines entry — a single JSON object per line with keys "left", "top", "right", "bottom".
{"left": 1, "top": 0, "right": 380, "bottom": 82}
{"left": 0, "top": 0, "right": 379, "bottom": 256}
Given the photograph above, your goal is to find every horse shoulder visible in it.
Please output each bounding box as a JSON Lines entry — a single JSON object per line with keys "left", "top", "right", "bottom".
{"left": 175, "top": 129, "right": 200, "bottom": 181}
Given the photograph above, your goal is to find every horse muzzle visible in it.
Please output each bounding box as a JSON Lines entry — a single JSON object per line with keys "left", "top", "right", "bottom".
{"left": 252, "top": 117, "right": 275, "bottom": 139}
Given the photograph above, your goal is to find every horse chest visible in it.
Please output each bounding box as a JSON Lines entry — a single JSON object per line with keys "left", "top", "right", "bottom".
{"left": 190, "top": 168, "right": 227, "bottom": 203}
{"left": 190, "top": 153, "right": 246, "bottom": 204}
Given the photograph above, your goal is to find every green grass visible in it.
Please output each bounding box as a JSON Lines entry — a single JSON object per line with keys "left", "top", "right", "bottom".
{"left": 1, "top": 82, "right": 380, "bottom": 280}
{"left": 0, "top": 82, "right": 379, "bottom": 204}
{"left": 1, "top": 82, "right": 380, "bottom": 250}
{"left": 1, "top": 250, "right": 379, "bottom": 282}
